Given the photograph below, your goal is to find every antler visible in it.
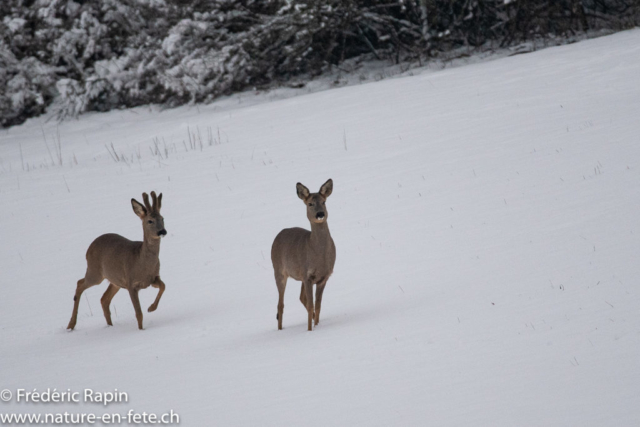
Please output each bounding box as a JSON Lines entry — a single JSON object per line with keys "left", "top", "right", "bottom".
{"left": 150, "top": 191, "right": 161, "bottom": 211}
{"left": 142, "top": 193, "right": 152, "bottom": 212}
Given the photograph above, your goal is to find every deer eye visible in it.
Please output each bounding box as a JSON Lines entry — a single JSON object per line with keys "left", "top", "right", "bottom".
{"left": 148, "top": 220, "right": 154, "bottom": 224}
{"left": 308, "top": 203, "right": 313, "bottom": 207}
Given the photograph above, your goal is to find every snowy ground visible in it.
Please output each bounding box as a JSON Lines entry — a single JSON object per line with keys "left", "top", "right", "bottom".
{"left": 1, "top": 29, "right": 640, "bottom": 426}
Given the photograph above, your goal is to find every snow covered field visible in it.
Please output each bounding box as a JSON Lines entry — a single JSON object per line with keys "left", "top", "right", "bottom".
{"left": 1, "top": 29, "right": 639, "bottom": 426}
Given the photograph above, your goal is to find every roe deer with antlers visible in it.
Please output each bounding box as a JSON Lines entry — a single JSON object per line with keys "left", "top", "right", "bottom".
{"left": 67, "top": 191, "right": 167, "bottom": 331}
{"left": 271, "top": 179, "right": 336, "bottom": 331}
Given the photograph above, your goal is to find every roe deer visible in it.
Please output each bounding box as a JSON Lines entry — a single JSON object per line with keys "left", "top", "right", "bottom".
{"left": 67, "top": 191, "right": 167, "bottom": 331}
{"left": 271, "top": 179, "right": 336, "bottom": 331}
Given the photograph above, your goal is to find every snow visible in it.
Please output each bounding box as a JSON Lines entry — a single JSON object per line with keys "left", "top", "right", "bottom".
{"left": 3, "top": 17, "right": 27, "bottom": 33}
{"left": 1, "top": 29, "right": 640, "bottom": 426}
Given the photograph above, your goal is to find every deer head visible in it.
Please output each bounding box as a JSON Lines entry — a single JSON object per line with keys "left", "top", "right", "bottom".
{"left": 131, "top": 191, "right": 166, "bottom": 239}
{"left": 296, "top": 179, "right": 333, "bottom": 224}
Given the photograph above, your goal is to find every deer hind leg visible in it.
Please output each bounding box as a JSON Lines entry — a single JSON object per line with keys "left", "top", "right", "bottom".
{"left": 67, "top": 273, "right": 102, "bottom": 330}
{"left": 314, "top": 280, "right": 328, "bottom": 326}
{"left": 100, "top": 284, "right": 120, "bottom": 326}
{"left": 275, "top": 271, "right": 287, "bottom": 330}
{"left": 128, "top": 287, "right": 144, "bottom": 330}
{"left": 303, "top": 280, "right": 314, "bottom": 331}
{"left": 148, "top": 277, "right": 165, "bottom": 313}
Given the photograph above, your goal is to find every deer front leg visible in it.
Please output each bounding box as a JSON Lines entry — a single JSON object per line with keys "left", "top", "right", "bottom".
{"left": 303, "top": 280, "right": 314, "bottom": 331}
{"left": 300, "top": 283, "right": 314, "bottom": 320}
{"left": 128, "top": 287, "right": 144, "bottom": 330}
{"left": 148, "top": 277, "right": 165, "bottom": 312}
{"left": 314, "top": 280, "right": 328, "bottom": 326}
{"left": 299, "top": 283, "right": 307, "bottom": 307}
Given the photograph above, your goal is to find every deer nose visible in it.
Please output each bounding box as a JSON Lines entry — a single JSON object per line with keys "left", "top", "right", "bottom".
{"left": 316, "top": 212, "right": 325, "bottom": 220}
{"left": 158, "top": 229, "right": 167, "bottom": 236}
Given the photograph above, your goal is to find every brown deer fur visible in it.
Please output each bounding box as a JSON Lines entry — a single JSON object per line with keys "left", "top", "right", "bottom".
{"left": 66, "top": 191, "right": 167, "bottom": 330}
{"left": 271, "top": 179, "right": 336, "bottom": 331}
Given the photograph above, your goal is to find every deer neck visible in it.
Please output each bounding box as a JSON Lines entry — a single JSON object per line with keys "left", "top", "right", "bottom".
{"left": 309, "top": 221, "right": 331, "bottom": 249}
{"left": 141, "top": 232, "right": 161, "bottom": 258}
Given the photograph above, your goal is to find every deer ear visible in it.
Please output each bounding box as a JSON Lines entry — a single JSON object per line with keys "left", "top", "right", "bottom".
{"left": 157, "top": 193, "right": 163, "bottom": 211}
{"left": 131, "top": 198, "right": 147, "bottom": 218}
{"left": 319, "top": 179, "right": 333, "bottom": 198}
{"left": 296, "top": 183, "right": 310, "bottom": 200}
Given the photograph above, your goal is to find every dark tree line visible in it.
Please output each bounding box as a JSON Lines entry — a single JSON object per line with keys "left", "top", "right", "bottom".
{"left": 1, "top": 0, "right": 638, "bottom": 127}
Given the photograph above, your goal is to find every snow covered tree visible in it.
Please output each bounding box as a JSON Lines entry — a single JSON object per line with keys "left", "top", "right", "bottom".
{"left": 1, "top": 0, "right": 638, "bottom": 127}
